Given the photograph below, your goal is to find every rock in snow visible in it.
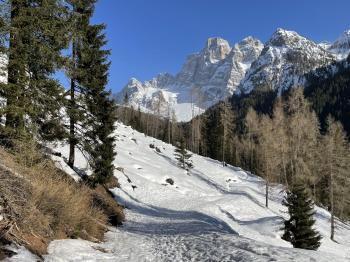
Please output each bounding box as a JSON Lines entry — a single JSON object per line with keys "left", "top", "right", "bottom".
{"left": 115, "top": 29, "right": 350, "bottom": 122}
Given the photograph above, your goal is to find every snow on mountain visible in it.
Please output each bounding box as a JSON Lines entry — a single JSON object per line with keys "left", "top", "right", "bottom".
{"left": 328, "top": 30, "right": 350, "bottom": 60}
{"left": 38, "top": 122, "right": 350, "bottom": 261}
{"left": 115, "top": 37, "right": 263, "bottom": 122}
{"left": 115, "top": 29, "right": 350, "bottom": 121}
{"left": 239, "top": 28, "right": 336, "bottom": 94}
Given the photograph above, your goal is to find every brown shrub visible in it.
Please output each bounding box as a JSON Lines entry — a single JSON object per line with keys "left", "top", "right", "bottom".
{"left": 26, "top": 163, "right": 108, "bottom": 241}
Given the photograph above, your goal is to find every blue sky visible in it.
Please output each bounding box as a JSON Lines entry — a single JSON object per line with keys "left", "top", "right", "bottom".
{"left": 89, "top": 0, "right": 350, "bottom": 93}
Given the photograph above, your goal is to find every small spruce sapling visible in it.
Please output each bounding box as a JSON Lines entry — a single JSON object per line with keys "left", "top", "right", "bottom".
{"left": 174, "top": 138, "right": 193, "bottom": 172}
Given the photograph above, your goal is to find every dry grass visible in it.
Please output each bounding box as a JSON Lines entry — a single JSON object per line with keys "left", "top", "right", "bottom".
{"left": 92, "top": 185, "right": 125, "bottom": 227}
{"left": 0, "top": 140, "right": 124, "bottom": 256}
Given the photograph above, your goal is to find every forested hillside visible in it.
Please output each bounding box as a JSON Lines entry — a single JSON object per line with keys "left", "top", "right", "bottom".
{"left": 304, "top": 54, "right": 350, "bottom": 136}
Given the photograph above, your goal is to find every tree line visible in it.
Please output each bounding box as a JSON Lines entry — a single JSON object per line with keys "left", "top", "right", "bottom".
{"left": 0, "top": 0, "right": 116, "bottom": 185}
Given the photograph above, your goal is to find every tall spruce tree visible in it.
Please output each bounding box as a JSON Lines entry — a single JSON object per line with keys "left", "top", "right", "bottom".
{"left": 0, "top": 0, "right": 69, "bottom": 141}
{"left": 174, "top": 138, "right": 193, "bottom": 171}
{"left": 27, "top": 0, "right": 69, "bottom": 140}
{"left": 2, "top": 0, "right": 28, "bottom": 135}
{"left": 78, "top": 22, "right": 116, "bottom": 185}
{"left": 282, "top": 182, "right": 322, "bottom": 250}
{"left": 66, "top": 0, "right": 95, "bottom": 167}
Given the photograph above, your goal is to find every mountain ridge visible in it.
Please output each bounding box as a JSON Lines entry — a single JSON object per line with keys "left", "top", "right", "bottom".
{"left": 115, "top": 28, "right": 350, "bottom": 122}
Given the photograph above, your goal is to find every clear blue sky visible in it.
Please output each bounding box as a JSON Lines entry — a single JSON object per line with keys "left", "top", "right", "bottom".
{"left": 89, "top": 0, "right": 350, "bottom": 93}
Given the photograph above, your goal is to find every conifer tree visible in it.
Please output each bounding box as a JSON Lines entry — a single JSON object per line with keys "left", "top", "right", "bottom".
{"left": 321, "top": 117, "right": 350, "bottom": 240}
{"left": 271, "top": 99, "right": 289, "bottom": 186}
{"left": 66, "top": 0, "right": 95, "bottom": 168}
{"left": 282, "top": 182, "right": 322, "bottom": 250}
{"left": 285, "top": 88, "right": 320, "bottom": 185}
{"left": 27, "top": 0, "right": 69, "bottom": 140}
{"left": 1, "top": 0, "right": 69, "bottom": 140}
{"left": 174, "top": 138, "right": 193, "bottom": 171}
{"left": 78, "top": 21, "right": 116, "bottom": 185}
{"left": 2, "top": 0, "right": 28, "bottom": 135}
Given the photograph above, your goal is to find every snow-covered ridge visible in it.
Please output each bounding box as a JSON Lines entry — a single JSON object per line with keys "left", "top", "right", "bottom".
{"left": 38, "top": 122, "right": 350, "bottom": 261}
{"left": 115, "top": 28, "right": 350, "bottom": 121}
{"left": 238, "top": 28, "right": 337, "bottom": 94}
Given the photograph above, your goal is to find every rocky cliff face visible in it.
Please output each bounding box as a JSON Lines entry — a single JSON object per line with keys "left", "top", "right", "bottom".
{"left": 115, "top": 29, "right": 350, "bottom": 122}
{"left": 115, "top": 36, "right": 263, "bottom": 121}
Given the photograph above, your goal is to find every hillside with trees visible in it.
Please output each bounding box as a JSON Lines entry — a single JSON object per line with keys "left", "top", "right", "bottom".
{"left": 120, "top": 85, "right": 350, "bottom": 228}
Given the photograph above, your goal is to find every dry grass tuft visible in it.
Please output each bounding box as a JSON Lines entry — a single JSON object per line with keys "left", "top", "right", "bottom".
{"left": 0, "top": 140, "right": 124, "bottom": 256}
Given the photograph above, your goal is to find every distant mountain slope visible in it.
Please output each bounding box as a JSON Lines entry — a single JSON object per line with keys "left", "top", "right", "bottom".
{"left": 115, "top": 29, "right": 350, "bottom": 122}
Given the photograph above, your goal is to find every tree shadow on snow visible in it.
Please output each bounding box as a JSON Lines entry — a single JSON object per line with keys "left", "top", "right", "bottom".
{"left": 190, "top": 169, "right": 268, "bottom": 209}
{"left": 113, "top": 190, "right": 238, "bottom": 236}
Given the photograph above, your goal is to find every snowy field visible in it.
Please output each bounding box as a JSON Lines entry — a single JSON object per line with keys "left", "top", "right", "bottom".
{"left": 8, "top": 122, "right": 350, "bottom": 261}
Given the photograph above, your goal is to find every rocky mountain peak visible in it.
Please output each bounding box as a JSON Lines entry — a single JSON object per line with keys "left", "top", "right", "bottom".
{"left": 128, "top": 78, "right": 142, "bottom": 87}
{"left": 268, "top": 28, "right": 308, "bottom": 47}
{"left": 239, "top": 28, "right": 336, "bottom": 94}
{"left": 330, "top": 30, "right": 350, "bottom": 51}
{"left": 238, "top": 36, "right": 262, "bottom": 47}
{"left": 231, "top": 37, "right": 264, "bottom": 63}
{"left": 203, "top": 37, "right": 231, "bottom": 61}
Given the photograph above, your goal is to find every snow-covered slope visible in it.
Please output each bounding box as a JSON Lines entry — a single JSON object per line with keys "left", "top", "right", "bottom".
{"left": 40, "top": 122, "right": 350, "bottom": 261}
{"left": 115, "top": 37, "right": 263, "bottom": 122}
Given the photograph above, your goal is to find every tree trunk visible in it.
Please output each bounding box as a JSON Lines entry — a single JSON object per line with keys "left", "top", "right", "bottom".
{"left": 265, "top": 180, "right": 269, "bottom": 208}
{"left": 330, "top": 169, "right": 335, "bottom": 241}
{"left": 68, "top": 39, "right": 77, "bottom": 168}
{"left": 282, "top": 154, "right": 288, "bottom": 188}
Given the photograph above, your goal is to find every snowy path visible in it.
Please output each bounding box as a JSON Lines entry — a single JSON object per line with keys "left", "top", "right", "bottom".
{"left": 36, "top": 123, "right": 350, "bottom": 261}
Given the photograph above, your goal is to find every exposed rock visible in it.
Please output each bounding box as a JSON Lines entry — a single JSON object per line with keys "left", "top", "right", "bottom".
{"left": 115, "top": 28, "right": 350, "bottom": 121}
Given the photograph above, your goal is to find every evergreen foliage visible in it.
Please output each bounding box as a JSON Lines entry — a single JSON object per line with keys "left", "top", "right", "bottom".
{"left": 63, "top": 0, "right": 116, "bottom": 184}
{"left": 282, "top": 182, "right": 322, "bottom": 250}
{"left": 66, "top": 0, "right": 96, "bottom": 167}
{"left": 174, "top": 138, "right": 193, "bottom": 171}
{"left": 0, "top": 0, "right": 69, "bottom": 140}
{"left": 78, "top": 22, "right": 116, "bottom": 185}
{"left": 304, "top": 55, "right": 350, "bottom": 137}
{"left": 0, "top": 0, "right": 116, "bottom": 185}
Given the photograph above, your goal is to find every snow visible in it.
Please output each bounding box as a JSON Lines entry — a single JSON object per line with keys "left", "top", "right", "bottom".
{"left": 36, "top": 122, "right": 350, "bottom": 261}
{"left": 3, "top": 245, "right": 39, "bottom": 262}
